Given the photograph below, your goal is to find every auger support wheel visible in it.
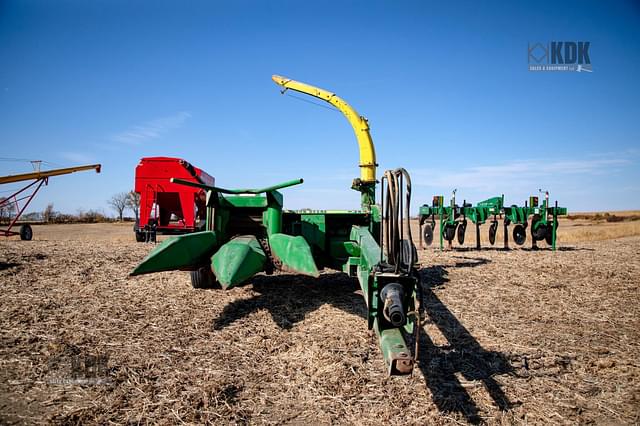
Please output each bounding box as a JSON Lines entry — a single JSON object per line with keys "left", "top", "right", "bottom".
{"left": 19, "top": 224, "right": 33, "bottom": 241}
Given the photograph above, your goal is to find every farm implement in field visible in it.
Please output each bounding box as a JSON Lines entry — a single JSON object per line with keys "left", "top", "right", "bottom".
{"left": 0, "top": 163, "right": 101, "bottom": 240}
{"left": 131, "top": 75, "right": 422, "bottom": 375}
{"left": 133, "top": 157, "right": 214, "bottom": 242}
{"left": 419, "top": 191, "right": 567, "bottom": 251}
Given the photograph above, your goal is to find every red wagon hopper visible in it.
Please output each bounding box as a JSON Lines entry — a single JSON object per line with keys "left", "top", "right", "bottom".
{"left": 134, "top": 157, "right": 214, "bottom": 242}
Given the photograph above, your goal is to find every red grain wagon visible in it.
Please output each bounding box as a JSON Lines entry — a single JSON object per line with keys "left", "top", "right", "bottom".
{"left": 134, "top": 157, "right": 214, "bottom": 242}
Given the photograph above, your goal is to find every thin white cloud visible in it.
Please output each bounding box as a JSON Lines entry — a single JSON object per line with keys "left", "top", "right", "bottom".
{"left": 59, "top": 151, "right": 95, "bottom": 164}
{"left": 412, "top": 156, "right": 632, "bottom": 191}
{"left": 111, "top": 111, "right": 191, "bottom": 144}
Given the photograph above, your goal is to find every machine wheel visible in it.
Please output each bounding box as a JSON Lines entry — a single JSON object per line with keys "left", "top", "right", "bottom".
{"left": 545, "top": 223, "right": 556, "bottom": 245}
{"left": 444, "top": 223, "right": 457, "bottom": 242}
{"left": 532, "top": 222, "right": 547, "bottom": 241}
{"left": 512, "top": 224, "right": 526, "bottom": 246}
{"left": 488, "top": 222, "right": 497, "bottom": 245}
{"left": 19, "top": 224, "right": 33, "bottom": 241}
{"left": 457, "top": 220, "right": 467, "bottom": 245}
{"left": 423, "top": 224, "right": 434, "bottom": 246}
{"left": 190, "top": 266, "right": 220, "bottom": 289}
{"left": 135, "top": 231, "right": 145, "bottom": 242}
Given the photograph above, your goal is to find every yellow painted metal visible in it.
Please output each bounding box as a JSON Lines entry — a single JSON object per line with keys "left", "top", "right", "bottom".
{"left": 0, "top": 164, "right": 101, "bottom": 184}
{"left": 272, "top": 75, "right": 377, "bottom": 183}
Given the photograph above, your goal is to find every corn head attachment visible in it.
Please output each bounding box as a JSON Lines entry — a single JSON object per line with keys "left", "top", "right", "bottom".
{"left": 130, "top": 75, "right": 421, "bottom": 375}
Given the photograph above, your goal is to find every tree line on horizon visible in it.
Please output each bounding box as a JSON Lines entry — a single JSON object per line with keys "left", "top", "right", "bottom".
{"left": 0, "top": 191, "right": 140, "bottom": 224}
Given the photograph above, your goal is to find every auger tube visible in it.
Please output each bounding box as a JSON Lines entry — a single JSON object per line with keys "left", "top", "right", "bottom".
{"left": 271, "top": 75, "right": 377, "bottom": 184}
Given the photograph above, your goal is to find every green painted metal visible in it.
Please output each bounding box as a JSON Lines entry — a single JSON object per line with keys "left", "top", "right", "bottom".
{"left": 132, "top": 173, "right": 422, "bottom": 375}
{"left": 170, "top": 177, "right": 303, "bottom": 195}
{"left": 476, "top": 196, "right": 503, "bottom": 209}
{"left": 263, "top": 191, "right": 284, "bottom": 236}
{"left": 129, "top": 74, "right": 425, "bottom": 376}
{"left": 130, "top": 231, "right": 218, "bottom": 276}
{"left": 269, "top": 233, "right": 319, "bottom": 277}
{"left": 420, "top": 193, "right": 568, "bottom": 250}
{"left": 375, "top": 318, "right": 414, "bottom": 375}
{"left": 351, "top": 180, "right": 376, "bottom": 212}
{"left": 220, "top": 194, "right": 268, "bottom": 208}
{"left": 349, "top": 226, "right": 381, "bottom": 327}
{"left": 212, "top": 235, "right": 266, "bottom": 289}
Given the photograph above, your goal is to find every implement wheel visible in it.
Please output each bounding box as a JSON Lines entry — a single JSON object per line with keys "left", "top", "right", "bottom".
{"left": 190, "top": 266, "right": 220, "bottom": 289}
{"left": 444, "top": 223, "right": 457, "bottom": 243}
{"left": 19, "top": 224, "right": 33, "bottom": 241}
{"left": 545, "top": 222, "right": 557, "bottom": 245}
{"left": 532, "top": 223, "right": 547, "bottom": 241}
{"left": 488, "top": 222, "right": 497, "bottom": 245}
{"left": 512, "top": 224, "right": 526, "bottom": 246}
{"left": 457, "top": 220, "right": 467, "bottom": 245}
{"left": 423, "top": 224, "right": 434, "bottom": 246}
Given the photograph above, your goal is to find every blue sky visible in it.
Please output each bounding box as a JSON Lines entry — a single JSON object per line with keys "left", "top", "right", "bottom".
{"left": 1, "top": 0, "right": 639, "bottom": 215}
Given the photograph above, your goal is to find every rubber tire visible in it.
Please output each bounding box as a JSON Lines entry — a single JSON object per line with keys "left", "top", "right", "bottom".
{"left": 190, "top": 266, "right": 220, "bottom": 289}
{"left": 545, "top": 223, "right": 555, "bottom": 245}
{"left": 457, "top": 221, "right": 467, "bottom": 245}
{"left": 444, "top": 223, "right": 457, "bottom": 242}
{"left": 488, "top": 222, "right": 497, "bottom": 245}
{"left": 135, "top": 231, "right": 145, "bottom": 242}
{"left": 423, "top": 224, "right": 434, "bottom": 246}
{"left": 532, "top": 223, "right": 547, "bottom": 241}
{"left": 19, "top": 224, "right": 33, "bottom": 241}
{"left": 512, "top": 224, "right": 526, "bottom": 246}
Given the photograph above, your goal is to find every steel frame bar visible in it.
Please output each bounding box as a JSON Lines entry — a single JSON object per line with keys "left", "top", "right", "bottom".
{"left": 0, "top": 178, "right": 47, "bottom": 237}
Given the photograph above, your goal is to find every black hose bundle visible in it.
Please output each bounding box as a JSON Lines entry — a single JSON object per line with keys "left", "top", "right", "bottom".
{"left": 380, "top": 168, "right": 416, "bottom": 274}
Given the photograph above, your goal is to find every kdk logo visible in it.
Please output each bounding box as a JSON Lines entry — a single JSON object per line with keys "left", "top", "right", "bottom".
{"left": 528, "top": 41, "right": 592, "bottom": 72}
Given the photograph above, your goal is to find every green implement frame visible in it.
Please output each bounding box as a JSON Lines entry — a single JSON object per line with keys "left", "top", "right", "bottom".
{"left": 419, "top": 192, "right": 567, "bottom": 251}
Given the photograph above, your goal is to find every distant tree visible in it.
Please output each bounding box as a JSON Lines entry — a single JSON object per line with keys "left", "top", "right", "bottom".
{"left": 126, "top": 191, "right": 140, "bottom": 221}
{"left": 43, "top": 203, "right": 55, "bottom": 223}
{"left": 108, "top": 192, "right": 129, "bottom": 221}
{"left": 22, "top": 212, "right": 43, "bottom": 222}
{"left": 0, "top": 197, "right": 16, "bottom": 224}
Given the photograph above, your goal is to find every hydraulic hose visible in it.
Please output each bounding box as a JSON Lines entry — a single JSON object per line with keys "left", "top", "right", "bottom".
{"left": 380, "top": 168, "right": 415, "bottom": 274}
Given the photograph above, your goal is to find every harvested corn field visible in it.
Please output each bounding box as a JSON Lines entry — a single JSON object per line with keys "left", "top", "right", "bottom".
{"left": 0, "top": 222, "right": 639, "bottom": 424}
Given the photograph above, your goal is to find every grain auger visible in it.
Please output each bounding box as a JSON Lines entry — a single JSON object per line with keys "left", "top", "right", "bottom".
{"left": 130, "top": 75, "right": 422, "bottom": 375}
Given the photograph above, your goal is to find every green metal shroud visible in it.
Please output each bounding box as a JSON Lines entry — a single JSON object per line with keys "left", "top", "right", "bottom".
{"left": 268, "top": 233, "right": 319, "bottom": 277}
{"left": 212, "top": 235, "right": 266, "bottom": 289}
{"left": 130, "top": 231, "right": 218, "bottom": 276}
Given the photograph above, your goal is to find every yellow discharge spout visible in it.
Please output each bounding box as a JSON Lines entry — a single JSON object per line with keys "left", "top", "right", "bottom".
{"left": 272, "top": 75, "right": 377, "bottom": 183}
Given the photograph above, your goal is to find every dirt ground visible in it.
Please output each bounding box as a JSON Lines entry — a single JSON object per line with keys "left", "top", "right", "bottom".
{"left": 0, "top": 218, "right": 639, "bottom": 424}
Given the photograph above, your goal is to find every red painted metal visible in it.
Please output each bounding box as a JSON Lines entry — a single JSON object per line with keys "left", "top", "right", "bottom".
{"left": 0, "top": 178, "right": 47, "bottom": 237}
{"left": 134, "top": 157, "right": 214, "bottom": 233}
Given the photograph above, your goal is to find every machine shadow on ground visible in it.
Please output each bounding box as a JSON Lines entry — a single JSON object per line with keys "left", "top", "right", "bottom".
{"left": 212, "top": 272, "right": 366, "bottom": 330}
{"left": 211, "top": 261, "right": 515, "bottom": 424}
{"left": 418, "top": 259, "right": 515, "bottom": 424}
